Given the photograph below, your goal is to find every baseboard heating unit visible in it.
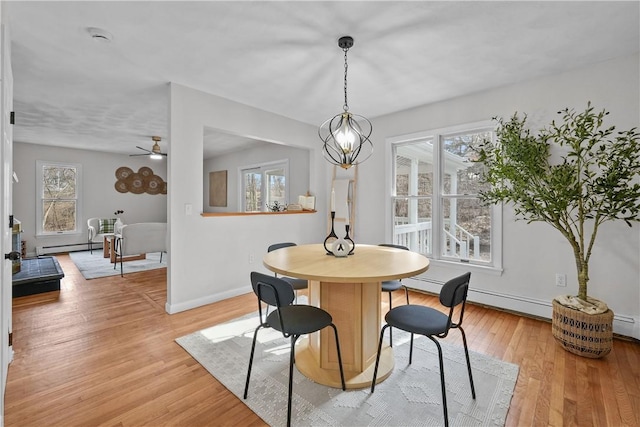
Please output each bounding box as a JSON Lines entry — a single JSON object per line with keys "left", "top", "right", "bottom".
{"left": 36, "top": 243, "right": 91, "bottom": 256}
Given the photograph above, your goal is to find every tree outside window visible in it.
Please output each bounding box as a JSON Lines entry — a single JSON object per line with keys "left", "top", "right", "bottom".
{"left": 37, "top": 161, "right": 81, "bottom": 234}
{"left": 241, "top": 160, "right": 288, "bottom": 212}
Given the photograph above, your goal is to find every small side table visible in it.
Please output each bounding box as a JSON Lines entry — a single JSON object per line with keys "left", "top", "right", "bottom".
{"left": 103, "top": 234, "right": 114, "bottom": 260}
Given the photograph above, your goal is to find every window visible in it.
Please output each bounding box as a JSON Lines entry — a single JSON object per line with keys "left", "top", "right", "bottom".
{"left": 36, "top": 161, "right": 82, "bottom": 235}
{"left": 240, "top": 160, "right": 289, "bottom": 212}
{"left": 389, "top": 122, "right": 501, "bottom": 269}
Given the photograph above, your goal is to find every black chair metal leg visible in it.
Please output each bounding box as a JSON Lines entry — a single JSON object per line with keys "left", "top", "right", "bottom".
{"left": 404, "top": 286, "right": 410, "bottom": 304}
{"left": 330, "top": 324, "right": 346, "bottom": 390}
{"left": 459, "top": 326, "right": 476, "bottom": 398}
{"left": 243, "top": 325, "right": 262, "bottom": 399}
{"left": 160, "top": 252, "right": 163, "bottom": 263}
{"left": 287, "top": 335, "right": 299, "bottom": 427}
{"left": 429, "top": 337, "right": 449, "bottom": 427}
{"left": 388, "top": 291, "right": 394, "bottom": 347}
{"left": 409, "top": 333, "right": 414, "bottom": 364}
{"left": 370, "top": 324, "right": 389, "bottom": 393}
{"left": 113, "top": 238, "right": 119, "bottom": 270}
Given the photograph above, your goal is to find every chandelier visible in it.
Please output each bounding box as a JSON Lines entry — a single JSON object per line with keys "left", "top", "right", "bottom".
{"left": 319, "top": 36, "right": 373, "bottom": 169}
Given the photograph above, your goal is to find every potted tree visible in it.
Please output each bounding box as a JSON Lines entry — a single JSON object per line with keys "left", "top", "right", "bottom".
{"left": 474, "top": 102, "right": 640, "bottom": 358}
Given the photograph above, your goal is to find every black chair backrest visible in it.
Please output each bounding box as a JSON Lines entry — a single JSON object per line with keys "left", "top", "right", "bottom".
{"left": 268, "top": 242, "right": 297, "bottom": 252}
{"left": 440, "top": 272, "right": 471, "bottom": 333}
{"left": 250, "top": 271, "right": 295, "bottom": 308}
{"left": 440, "top": 272, "right": 471, "bottom": 307}
{"left": 250, "top": 271, "right": 296, "bottom": 337}
{"left": 378, "top": 243, "right": 409, "bottom": 251}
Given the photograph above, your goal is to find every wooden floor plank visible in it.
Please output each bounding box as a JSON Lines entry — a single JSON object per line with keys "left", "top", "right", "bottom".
{"left": 5, "top": 254, "right": 640, "bottom": 426}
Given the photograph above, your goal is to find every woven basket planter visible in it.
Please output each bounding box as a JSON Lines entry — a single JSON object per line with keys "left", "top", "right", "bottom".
{"left": 552, "top": 299, "right": 614, "bottom": 358}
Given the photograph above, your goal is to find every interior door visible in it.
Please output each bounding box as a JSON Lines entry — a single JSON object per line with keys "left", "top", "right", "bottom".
{"left": 0, "top": 17, "right": 14, "bottom": 419}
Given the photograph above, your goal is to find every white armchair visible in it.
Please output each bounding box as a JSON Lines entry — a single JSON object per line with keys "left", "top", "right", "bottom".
{"left": 87, "top": 217, "right": 118, "bottom": 254}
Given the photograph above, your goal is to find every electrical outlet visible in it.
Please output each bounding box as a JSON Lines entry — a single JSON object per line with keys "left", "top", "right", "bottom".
{"left": 555, "top": 273, "right": 567, "bottom": 287}
{"left": 248, "top": 253, "right": 255, "bottom": 264}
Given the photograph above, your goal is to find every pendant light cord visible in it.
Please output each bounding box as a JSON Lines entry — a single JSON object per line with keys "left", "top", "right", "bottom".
{"left": 343, "top": 48, "right": 349, "bottom": 112}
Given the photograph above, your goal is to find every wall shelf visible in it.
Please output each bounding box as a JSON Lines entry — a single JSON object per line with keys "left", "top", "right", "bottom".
{"left": 201, "top": 210, "right": 316, "bottom": 217}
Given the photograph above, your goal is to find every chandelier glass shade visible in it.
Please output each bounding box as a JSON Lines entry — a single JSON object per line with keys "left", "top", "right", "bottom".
{"left": 319, "top": 36, "right": 373, "bottom": 169}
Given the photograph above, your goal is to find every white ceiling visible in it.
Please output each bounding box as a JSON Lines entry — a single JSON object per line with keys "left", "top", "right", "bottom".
{"left": 7, "top": 1, "right": 639, "bottom": 157}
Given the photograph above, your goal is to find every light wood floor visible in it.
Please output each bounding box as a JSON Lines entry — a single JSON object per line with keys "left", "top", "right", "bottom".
{"left": 5, "top": 254, "right": 640, "bottom": 426}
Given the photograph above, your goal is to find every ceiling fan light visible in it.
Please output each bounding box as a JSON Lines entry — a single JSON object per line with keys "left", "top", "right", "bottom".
{"left": 150, "top": 136, "right": 164, "bottom": 159}
{"left": 130, "top": 135, "right": 166, "bottom": 159}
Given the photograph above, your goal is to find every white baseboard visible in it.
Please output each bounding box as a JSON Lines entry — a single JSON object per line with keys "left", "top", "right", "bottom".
{"left": 165, "top": 286, "right": 251, "bottom": 314}
{"left": 404, "top": 277, "right": 639, "bottom": 340}
{"left": 164, "top": 278, "right": 638, "bottom": 340}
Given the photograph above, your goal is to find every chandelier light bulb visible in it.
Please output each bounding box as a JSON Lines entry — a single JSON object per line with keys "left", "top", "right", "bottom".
{"left": 334, "top": 115, "right": 356, "bottom": 153}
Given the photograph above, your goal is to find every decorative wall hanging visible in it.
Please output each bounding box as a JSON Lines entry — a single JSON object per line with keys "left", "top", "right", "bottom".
{"left": 209, "top": 170, "right": 227, "bottom": 207}
{"left": 115, "top": 166, "right": 167, "bottom": 195}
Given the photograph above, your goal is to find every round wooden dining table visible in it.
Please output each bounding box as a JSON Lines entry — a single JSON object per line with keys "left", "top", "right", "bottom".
{"left": 263, "top": 243, "right": 429, "bottom": 389}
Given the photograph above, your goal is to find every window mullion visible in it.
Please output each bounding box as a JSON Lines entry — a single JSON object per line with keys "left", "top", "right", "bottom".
{"left": 261, "top": 169, "right": 268, "bottom": 212}
{"left": 432, "top": 134, "right": 443, "bottom": 260}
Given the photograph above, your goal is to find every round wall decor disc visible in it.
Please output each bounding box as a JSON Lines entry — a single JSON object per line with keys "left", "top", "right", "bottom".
{"left": 128, "top": 173, "right": 145, "bottom": 194}
{"left": 146, "top": 175, "right": 163, "bottom": 195}
{"left": 115, "top": 180, "right": 128, "bottom": 193}
{"left": 115, "top": 166, "right": 133, "bottom": 180}
{"left": 138, "top": 166, "right": 153, "bottom": 178}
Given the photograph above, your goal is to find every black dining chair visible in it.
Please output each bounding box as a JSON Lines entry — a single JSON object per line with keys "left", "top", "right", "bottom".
{"left": 268, "top": 242, "right": 308, "bottom": 301}
{"left": 378, "top": 243, "right": 411, "bottom": 347}
{"left": 244, "top": 272, "right": 346, "bottom": 427}
{"left": 370, "top": 272, "right": 476, "bottom": 427}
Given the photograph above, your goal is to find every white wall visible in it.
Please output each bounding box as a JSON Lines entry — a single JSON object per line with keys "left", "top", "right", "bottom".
{"left": 168, "top": 83, "right": 327, "bottom": 314}
{"left": 13, "top": 142, "right": 167, "bottom": 256}
{"left": 358, "top": 54, "right": 640, "bottom": 338}
{"left": 203, "top": 143, "right": 311, "bottom": 213}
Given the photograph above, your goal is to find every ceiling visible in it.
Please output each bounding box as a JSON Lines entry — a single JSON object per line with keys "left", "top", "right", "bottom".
{"left": 7, "top": 1, "right": 639, "bottom": 158}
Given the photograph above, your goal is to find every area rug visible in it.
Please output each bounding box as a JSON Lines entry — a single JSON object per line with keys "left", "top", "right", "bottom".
{"left": 69, "top": 250, "right": 166, "bottom": 280}
{"left": 176, "top": 308, "right": 519, "bottom": 426}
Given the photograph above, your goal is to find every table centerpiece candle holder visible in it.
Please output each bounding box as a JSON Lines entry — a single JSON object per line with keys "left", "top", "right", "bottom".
{"left": 323, "top": 211, "right": 338, "bottom": 255}
{"left": 344, "top": 224, "right": 355, "bottom": 255}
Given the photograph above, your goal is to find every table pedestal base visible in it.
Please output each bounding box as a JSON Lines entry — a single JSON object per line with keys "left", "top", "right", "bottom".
{"left": 300, "top": 280, "right": 390, "bottom": 389}
{"left": 295, "top": 338, "right": 394, "bottom": 389}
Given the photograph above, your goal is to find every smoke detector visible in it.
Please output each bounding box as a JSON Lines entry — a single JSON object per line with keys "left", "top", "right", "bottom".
{"left": 87, "top": 27, "right": 113, "bottom": 43}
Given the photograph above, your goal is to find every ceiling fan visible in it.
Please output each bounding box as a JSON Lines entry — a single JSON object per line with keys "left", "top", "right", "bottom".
{"left": 130, "top": 136, "right": 167, "bottom": 159}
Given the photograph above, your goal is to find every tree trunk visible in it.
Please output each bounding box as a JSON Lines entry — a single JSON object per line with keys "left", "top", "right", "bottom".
{"left": 574, "top": 251, "right": 589, "bottom": 301}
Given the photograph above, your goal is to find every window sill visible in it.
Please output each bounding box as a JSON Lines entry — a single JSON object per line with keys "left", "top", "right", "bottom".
{"left": 201, "top": 210, "right": 316, "bottom": 217}
{"left": 36, "top": 232, "right": 82, "bottom": 238}
{"left": 426, "top": 258, "right": 503, "bottom": 276}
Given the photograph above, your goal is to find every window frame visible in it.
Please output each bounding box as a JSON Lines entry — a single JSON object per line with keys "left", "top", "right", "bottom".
{"left": 35, "top": 160, "right": 83, "bottom": 236}
{"left": 238, "top": 159, "right": 290, "bottom": 212}
{"left": 385, "top": 120, "right": 502, "bottom": 273}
